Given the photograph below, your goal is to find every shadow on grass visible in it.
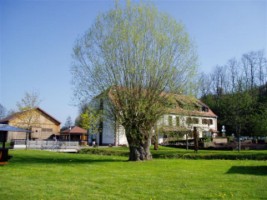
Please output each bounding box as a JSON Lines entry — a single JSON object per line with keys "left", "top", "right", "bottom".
{"left": 227, "top": 166, "right": 267, "bottom": 176}
{"left": 8, "top": 153, "right": 126, "bottom": 165}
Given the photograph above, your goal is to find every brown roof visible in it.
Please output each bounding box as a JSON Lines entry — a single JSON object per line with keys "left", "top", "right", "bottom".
{"left": 164, "top": 93, "right": 217, "bottom": 118}
{"left": 167, "top": 106, "right": 217, "bottom": 118}
{"left": 105, "top": 87, "right": 217, "bottom": 118}
{"left": 61, "top": 126, "right": 87, "bottom": 135}
{"left": 0, "top": 107, "right": 61, "bottom": 125}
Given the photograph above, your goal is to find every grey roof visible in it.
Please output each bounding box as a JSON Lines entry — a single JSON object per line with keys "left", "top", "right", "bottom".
{"left": 0, "top": 124, "right": 31, "bottom": 132}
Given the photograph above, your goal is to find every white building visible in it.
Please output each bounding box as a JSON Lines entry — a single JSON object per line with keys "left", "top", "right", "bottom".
{"left": 91, "top": 90, "right": 217, "bottom": 146}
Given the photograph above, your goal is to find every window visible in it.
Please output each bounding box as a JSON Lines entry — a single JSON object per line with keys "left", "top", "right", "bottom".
{"left": 42, "top": 128, "right": 53, "bottom": 132}
{"left": 209, "top": 119, "right": 213, "bottom": 125}
{"left": 186, "top": 117, "right": 192, "bottom": 124}
{"left": 202, "top": 106, "right": 209, "bottom": 112}
{"left": 168, "top": 116, "right": 173, "bottom": 126}
{"left": 202, "top": 119, "right": 208, "bottom": 124}
{"left": 193, "top": 118, "right": 199, "bottom": 124}
{"left": 186, "top": 117, "right": 199, "bottom": 124}
{"left": 176, "top": 116, "right": 180, "bottom": 127}
{"left": 202, "top": 119, "right": 213, "bottom": 125}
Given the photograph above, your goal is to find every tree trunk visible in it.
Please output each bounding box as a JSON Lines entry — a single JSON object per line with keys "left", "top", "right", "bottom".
{"left": 129, "top": 144, "right": 152, "bottom": 161}
{"left": 152, "top": 134, "right": 158, "bottom": 150}
{"left": 125, "top": 126, "right": 152, "bottom": 161}
{"left": 193, "top": 127, "right": 199, "bottom": 153}
{"left": 154, "top": 142, "right": 158, "bottom": 150}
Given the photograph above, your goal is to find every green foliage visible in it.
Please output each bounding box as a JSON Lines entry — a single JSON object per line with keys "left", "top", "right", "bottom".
{"left": 80, "top": 147, "right": 129, "bottom": 157}
{"left": 203, "top": 135, "right": 212, "bottom": 142}
{"left": 80, "top": 146, "right": 267, "bottom": 160}
{"left": 78, "top": 106, "right": 101, "bottom": 134}
{"left": 202, "top": 88, "right": 267, "bottom": 136}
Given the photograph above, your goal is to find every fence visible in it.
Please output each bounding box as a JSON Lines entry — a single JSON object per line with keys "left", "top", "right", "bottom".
{"left": 12, "top": 140, "right": 80, "bottom": 151}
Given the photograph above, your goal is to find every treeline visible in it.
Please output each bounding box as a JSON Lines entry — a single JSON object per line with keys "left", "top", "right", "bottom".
{"left": 199, "top": 50, "right": 267, "bottom": 137}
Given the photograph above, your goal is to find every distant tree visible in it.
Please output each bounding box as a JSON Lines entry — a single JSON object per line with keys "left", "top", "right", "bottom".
{"left": 210, "top": 65, "right": 228, "bottom": 96}
{"left": 0, "top": 104, "right": 7, "bottom": 119}
{"left": 64, "top": 116, "right": 73, "bottom": 129}
{"left": 72, "top": 1, "right": 197, "bottom": 160}
{"left": 16, "top": 91, "right": 41, "bottom": 111}
{"left": 198, "top": 72, "right": 212, "bottom": 97}
{"left": 78, "top": 106, "right": 101, "bottom": 135}
{"left": 201, "top": 50, "right": 267, "bottom": 138}
{"left": 251, "top": 105, "right": 267, "bottom": 137}
{"left": 227, "top": 58, "right": 240, "bottom": 93}
{"left": 256, "top": 50, "right": 267, "bottom": 86}
{"left": 240, "top": 50, "right": 267, "bottom": 91}
{"left": 15, "top": 91, "right": 41, "bottom": 139}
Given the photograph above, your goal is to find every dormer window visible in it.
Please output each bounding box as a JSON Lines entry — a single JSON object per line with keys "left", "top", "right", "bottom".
{"left": 202, "top": 106, "right": 209, "bottom": 112}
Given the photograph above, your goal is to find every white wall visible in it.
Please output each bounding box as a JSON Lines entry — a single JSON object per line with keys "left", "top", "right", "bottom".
{"left": 94, "top": 96, "right": 217, "bottom": 145}
{"left": 102, "top": 119, "right": 115, "bottom": 145}
{"left": 116, "top": 125, "right": 128, "bottom": 146}
{"left": 96, "top": 98, "right": 128, "bottom": 146}
{"left": 158, "top": 114, "right": 218, "bottom": 139}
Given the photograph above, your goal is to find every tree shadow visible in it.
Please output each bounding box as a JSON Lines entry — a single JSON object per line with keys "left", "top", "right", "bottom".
{"left": 227, "top": 166, "right": 267, "bottom": 176}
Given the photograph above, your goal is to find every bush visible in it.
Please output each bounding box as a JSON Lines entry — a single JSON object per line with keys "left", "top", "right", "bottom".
{"left": 79, "top": 147, "right": 267, "bottom": 160}
{"left": 79, "top": 148, "right": 129, "bottom": 157}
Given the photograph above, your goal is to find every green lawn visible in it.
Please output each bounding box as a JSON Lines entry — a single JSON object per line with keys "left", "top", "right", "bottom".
{"left": 0, "top": 149, "right": 267, "bottom": 199}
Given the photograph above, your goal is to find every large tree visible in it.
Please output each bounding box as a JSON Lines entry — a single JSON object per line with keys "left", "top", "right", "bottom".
{"left": 72, "top": 1, "right": 197, "bottom": 161}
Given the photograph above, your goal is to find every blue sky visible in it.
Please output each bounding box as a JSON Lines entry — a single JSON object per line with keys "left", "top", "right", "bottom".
{"left": 0, "top": 0, "right": 266, "bottom": 124}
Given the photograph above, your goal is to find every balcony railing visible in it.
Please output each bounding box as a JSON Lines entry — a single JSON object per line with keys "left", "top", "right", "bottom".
{"left": 12, "top": 140, "right": 80, "bottom": 150}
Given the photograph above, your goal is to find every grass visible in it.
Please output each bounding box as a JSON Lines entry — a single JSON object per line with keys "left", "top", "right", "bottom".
{"left": 0, "top": 149, "right": 267, "bottom": 199}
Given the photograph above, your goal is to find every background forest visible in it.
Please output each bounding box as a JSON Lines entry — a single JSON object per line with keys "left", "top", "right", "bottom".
{"left": 199, "top": 50, "right": 267, "bottom": 137}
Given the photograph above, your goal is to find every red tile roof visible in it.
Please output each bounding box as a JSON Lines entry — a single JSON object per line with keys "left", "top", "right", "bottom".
{"left": 61, "top": 126, "right": 87, "bottom": 134}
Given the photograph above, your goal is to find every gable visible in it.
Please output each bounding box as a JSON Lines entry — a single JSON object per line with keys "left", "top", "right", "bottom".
{"left": 0, "top": 107, "right": 60, "bottom": 126}
{"left": 35, "top": 108, "right": 61, "bottom": 125}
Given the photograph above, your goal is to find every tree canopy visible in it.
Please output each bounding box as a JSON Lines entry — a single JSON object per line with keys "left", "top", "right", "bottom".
{"left": 72, "top": 1, "right": 197, "bottom": 160}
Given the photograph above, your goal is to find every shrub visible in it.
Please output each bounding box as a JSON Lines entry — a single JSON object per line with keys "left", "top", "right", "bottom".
{"left": 79, "top": 147, "right": 267, "bottom": 160}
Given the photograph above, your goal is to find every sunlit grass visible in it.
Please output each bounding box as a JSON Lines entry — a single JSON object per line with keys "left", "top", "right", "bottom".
{"left": 0, "top": 149, "right": 266, "bottom": 199}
